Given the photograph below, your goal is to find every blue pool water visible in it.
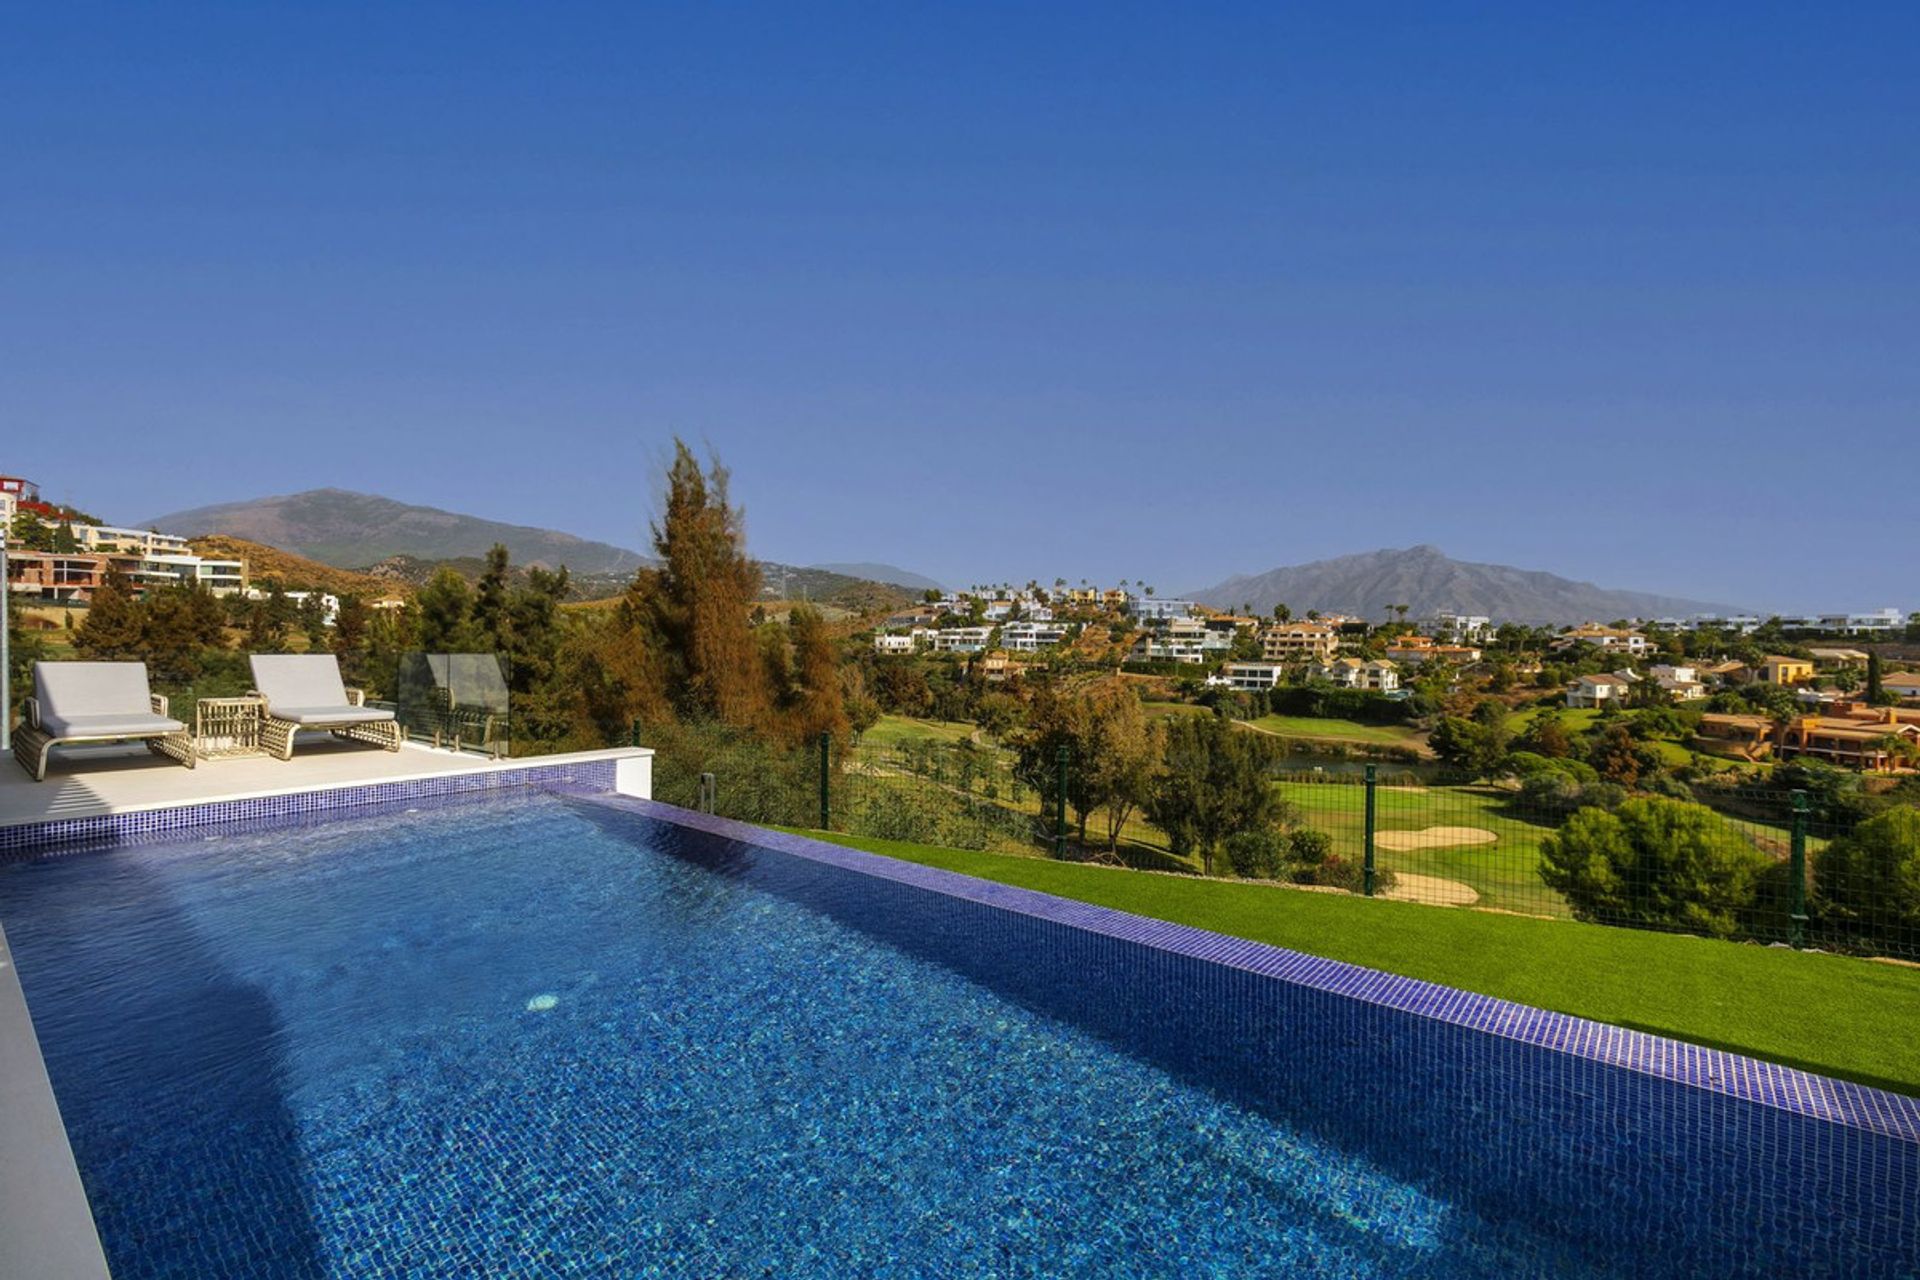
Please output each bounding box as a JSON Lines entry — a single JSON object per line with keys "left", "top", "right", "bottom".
{"left": 0, "top": 793, "right": 1907, "bottom": 1277}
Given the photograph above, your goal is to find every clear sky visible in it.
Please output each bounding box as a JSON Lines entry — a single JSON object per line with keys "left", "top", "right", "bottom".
{"left": 4, "top": 3, "right": 1914, "bottom": 612}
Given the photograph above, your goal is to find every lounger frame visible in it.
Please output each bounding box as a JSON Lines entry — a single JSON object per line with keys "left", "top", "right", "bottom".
{"left": 11, "top": 693, "right": 197, "bottom": 782}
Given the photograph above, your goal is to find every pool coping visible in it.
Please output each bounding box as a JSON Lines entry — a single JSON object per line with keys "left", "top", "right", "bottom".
{"left": 593, "top": 795, "right": 1920, "bottom": 1149}
{"left": 0, "top": 747, "right": 654, "bottom": 855}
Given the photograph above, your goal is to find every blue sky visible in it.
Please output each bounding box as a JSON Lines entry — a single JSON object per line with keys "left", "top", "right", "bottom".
{"left": 4, "top": 3, "right": 1914, "bottom": 612}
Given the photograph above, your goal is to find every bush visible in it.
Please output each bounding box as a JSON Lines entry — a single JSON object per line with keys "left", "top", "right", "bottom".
{"left": 1516, "top": 772, "right": 1624, "bottom": 823}
{"left": 1540, "top": 796, "right": 1773, "bottom": 938}
{"left": 1812, "top": 807, "right": 1920, "bottom": 955}
{"left": 1225, "top": 828, "right": 1288, "bottom": 879}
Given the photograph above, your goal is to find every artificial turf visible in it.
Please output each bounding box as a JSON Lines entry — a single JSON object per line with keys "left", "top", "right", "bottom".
{"left": 786, "top": 828, "right": 1920, "bottom": 1097}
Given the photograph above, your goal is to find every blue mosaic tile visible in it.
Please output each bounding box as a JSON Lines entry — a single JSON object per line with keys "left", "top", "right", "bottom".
{"left": 0, "top": 757, "right": 620, "bottom": 860}
{"left": 0, "top": 786, "right": 1913, "bottom": 1277}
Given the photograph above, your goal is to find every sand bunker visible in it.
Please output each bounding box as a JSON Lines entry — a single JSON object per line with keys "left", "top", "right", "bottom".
{"left": 1380, "top": 873, "right": 1480, "bottom": 907}
{"left": 1374, "top": 826, "right": 1498, "bottom": 852}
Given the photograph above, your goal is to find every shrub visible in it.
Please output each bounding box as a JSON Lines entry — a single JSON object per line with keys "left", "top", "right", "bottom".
{"left": 1225, "top": 828, "right": 1288, "bottom": 879}
{"left": 1812, "top": 807, "right": 1920, "bottom": 955}
{"left": 1540, "top": 796, "right": 1772, "bottom": 938}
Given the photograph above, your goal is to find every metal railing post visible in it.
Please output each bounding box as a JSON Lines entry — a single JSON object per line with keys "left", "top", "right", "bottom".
{"left": 629, "top": 718, "right": 642, "bottom": 749}
{"left": 1789, "top": 789, "right": 1809, "bottom": 948}
{"left": 1054, "top": 744, "right": 1069, "bottom": 857}
{"left": 818, "top": 731, "right": 832, "bottom": 831}
{"left": 1363, "top": 763, "right": 1378, "bottom": 897}
{"left": 1, "top": 527, "right": 10, "bottom": 756}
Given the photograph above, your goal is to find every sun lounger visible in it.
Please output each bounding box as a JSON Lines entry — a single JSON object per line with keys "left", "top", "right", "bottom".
{"left": 248, "top": 654, "right": 403, "bottom": 760}
{"left": 12, "top": 661, "right": 196, "bottom": 781}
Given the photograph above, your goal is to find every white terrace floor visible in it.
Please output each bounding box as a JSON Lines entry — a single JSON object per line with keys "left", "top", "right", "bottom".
{"left": 0, "top": 738, "right": 520, "bottom": 829}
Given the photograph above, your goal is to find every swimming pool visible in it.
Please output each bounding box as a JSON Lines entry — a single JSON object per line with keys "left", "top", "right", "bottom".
{"left": 0, "top": 790, "right": 1913, "bottom": 1277}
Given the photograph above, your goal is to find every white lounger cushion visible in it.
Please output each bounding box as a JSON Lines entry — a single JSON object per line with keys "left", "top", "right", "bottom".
{"left": 39, "top": 711, "right": 185, "bottom": 738}
{"left": 249, "top": 654, "right": 395, "bottom": 724}
{"left": 35, "top": 662, "right": 158, "bottom": 719}
{"left": 267, "top": 705, "right": 395, "bottom": 727}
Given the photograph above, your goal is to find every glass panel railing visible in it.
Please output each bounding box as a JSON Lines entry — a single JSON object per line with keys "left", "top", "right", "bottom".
{"left": 390, "top": 652, "right": 511, "bottom": 757}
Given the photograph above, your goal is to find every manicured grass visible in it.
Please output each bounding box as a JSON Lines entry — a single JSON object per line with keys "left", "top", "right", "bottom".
{"left": 788, "top": 829, "right": 1920, "bottom": 1096}
{"left": 859, "top": 715, "right": 979, "bottom": 748}
{"left": 1249, "top": 714, "right": 1424, "bottom": 746}
{"left": 1275, "top": 780, "right": 1565, "bottom": 916}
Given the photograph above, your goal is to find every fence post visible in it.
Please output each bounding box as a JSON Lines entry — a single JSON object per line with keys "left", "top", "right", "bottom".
{"left": 1363, "top": 764, "right": 1378, "bottom": 897}
{"left": 1789, "top": 789, "right": 1809, "bottom": 949}
{"left": 818, "top": 731, "right": 832, "bottom": 831}
{"left": 1054, "top": 744, "right": 1069, "bottom": 858}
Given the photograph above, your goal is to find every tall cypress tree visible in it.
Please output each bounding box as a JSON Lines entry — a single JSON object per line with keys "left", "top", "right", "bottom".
{"left": 623, "top": 440, "right": 768, "bottom": 729}
{"left": 1867, "top": 650, "right": 1884, "bottom": 702}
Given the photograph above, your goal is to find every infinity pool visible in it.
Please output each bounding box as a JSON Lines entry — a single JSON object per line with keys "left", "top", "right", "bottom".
{"left": 0, "top": 792, "right": 1910, "bottom": 1277}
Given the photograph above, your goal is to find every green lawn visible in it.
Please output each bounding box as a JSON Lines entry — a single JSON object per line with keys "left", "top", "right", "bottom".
{"left": 789, "top": 829, "right": 1920, "bottom": 1096}
{"left": 1275, "top": 780, "right": 1564, "bottom": 916}
{"left": 859, "top": 715, "right": 979, "bottom": 748}
{"left": 1248, "top": 714, "right": 1425, "bottom": 746}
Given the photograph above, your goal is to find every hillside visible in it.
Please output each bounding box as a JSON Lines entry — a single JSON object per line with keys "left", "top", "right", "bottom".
{"left": 149, "top": 488, "right": 650, "bottom": 575}
{"left": 809, "top": 562, "right": 943, "bottom": 593}
{"left": 190, "top": 536, "right": 405, "bottom": 598}
{"left": 1187, "top": 546, "right": 1741, "bottom": 625}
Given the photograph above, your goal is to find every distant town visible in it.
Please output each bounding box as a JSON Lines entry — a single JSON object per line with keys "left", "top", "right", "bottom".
{"left": 869, "top": 583, "right": 1920, "bottom": 774}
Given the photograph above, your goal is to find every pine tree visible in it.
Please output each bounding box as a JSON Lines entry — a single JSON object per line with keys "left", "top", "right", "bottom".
{"left": 75, "top": 564, "right": 145, "bottom": 658}
{"left": 417, "top": 569, "right": 476, "bottom": 652}
{"left": 472, "top": 544, "right": 512, "bottom": 654}
{"left": 622, "top": 440, "right": 768, "bottom": 728}
{"left": 779, "top": 604, "right": 849, "bottom": 745}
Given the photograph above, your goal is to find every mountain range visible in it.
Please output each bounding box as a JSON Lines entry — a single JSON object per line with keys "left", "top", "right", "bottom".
{"left": 148, "top": 489, "right": 650, "bottom": 576}
{"left": 1186, "top": 546, "right": 1741, "bottom": 625}
{"left": 147, "top": 488, "right": 914, "bottom": 610}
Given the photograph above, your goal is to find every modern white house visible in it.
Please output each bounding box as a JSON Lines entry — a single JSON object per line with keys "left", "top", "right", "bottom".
{"left": 245, "top": 587, "right": 340, "bottom": 626}
{"left": 999, "top": 621, "right": 1069, "bottom": 653}
{"left": 1217, "top": 661, "right": 1284, "bottom": 691}
{"left": 1418, "top": 614, "right": 1492, "bottom": 644}
{"left": 1566, "top": 672, "right": 1637, "bottom": 708}
{"left": 1127, "top": 596, "right": 1199, "bottom": 623}
{"left": 930, "top": 626, "right": 995, "bottom": 654}
{"left": 1782, "top": 609, "right": 1908, "bottom": 636}
{"left": 873, "top": 633, "right": 917, "bottom": 655}
{"left": 1131, "top": 634, "right": 1208, "bottom": 664}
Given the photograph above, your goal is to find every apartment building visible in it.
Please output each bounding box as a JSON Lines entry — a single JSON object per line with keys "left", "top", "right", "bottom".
{"left": 1310, "top": 657, "right": 1401, "bottom": 691}
{"left": 71, "top": 525, "right": 194, "bottom": 557}
{"left": 1127, "top": 596, "right": 1199, "bottom": 623}
{"left": 1418, "top": 613, "right": 1492, "bottom": 644}
{"left": 1261, "top": 622, "right": 1340, "bottom": 663}
{"left": 1383, "top": 635, "right": 1483, "bottom": 666}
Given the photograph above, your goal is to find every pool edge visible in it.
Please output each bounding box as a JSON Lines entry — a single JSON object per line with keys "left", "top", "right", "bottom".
{"left": 590, "top": 794, "right": 1920, "bottom": 1150}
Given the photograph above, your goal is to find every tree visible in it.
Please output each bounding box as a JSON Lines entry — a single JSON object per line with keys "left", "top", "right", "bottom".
{"left": 1540, "top": 796, "right": 1771, "bottom": 938}
{"left": 416, "top": 569, "right": 476, "bottom": 652}
{"left": 297, "top": 592, "right": 330, "bottom": 651}
{"left": 472, "top": 544, "right": 512, "bottom": 653}
{"left": 1144, "top": 714, "right": 1282, "bottom": 874}
{"left": 620, "top": 440, "right": 768, "bottom": 729}
{"left": 1812, "top": 807, "right": 1920, "bottom": 953}
{"left": 5, "top": 570, "right": 51, "bottom": 724}
{"left": 74, "top": 565, "right": 144, "bottom": 658}
{"left": 777, "top": 604, "right": 849, "bottom": 745}
{"left": 1590, "top": 720, "right": 1644, "bottom": 787}
{"left": 1430, "top": 708, "right": 1510, "bottom": 778}
{"left": 140, "top": 583, "right": 225, "bottom": 682}
{"left": 1270, "top": 602, "right": 1291, "bottom": 623}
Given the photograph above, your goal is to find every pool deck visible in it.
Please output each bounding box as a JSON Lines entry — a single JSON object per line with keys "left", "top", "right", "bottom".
{"left": 0, "top": 741, "right": 654, "bottom": 1277}
{"left": 0, "top": 739, "right": 647, "bottom": 831}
